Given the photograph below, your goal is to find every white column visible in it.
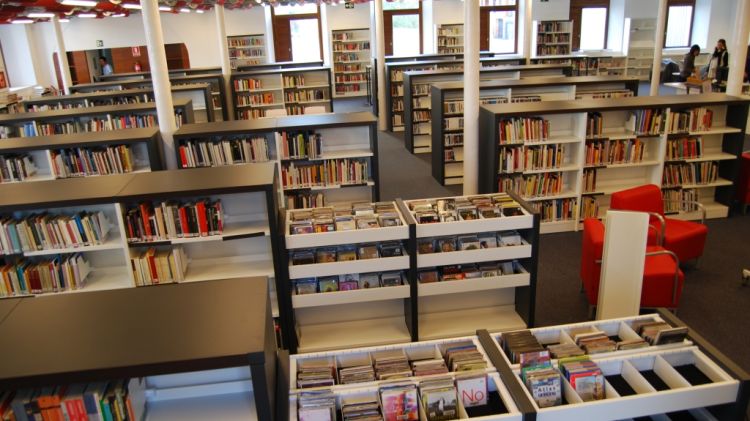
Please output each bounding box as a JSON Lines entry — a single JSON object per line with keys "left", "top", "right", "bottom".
{"left": 264, "top": 6, "right": 276, "bottom": 62}
{"left": 523, "top": 0, "right": 533, "bottom": 64}
{"left": 141, "top": 0, "right": 177, "bottom": 170}
{"left": 726, "top": 0, "right": 750, "bottom": 96}
{"left": 375, "top": 0, "right": 387, "bottom": 131}
{"left": 214, "top": 4, "right": 235, "bottom": 119}
{"left": 52, "top": 17, "right": 73, "bottom": 94}
{"left": 463, "top": 0, "right": 480, "bottom": 195}
{"left": 321, "top": 5, "right": 332, "bottom": 66}
{"left": 650, "top": 0, "right": 667, "bottom": 96}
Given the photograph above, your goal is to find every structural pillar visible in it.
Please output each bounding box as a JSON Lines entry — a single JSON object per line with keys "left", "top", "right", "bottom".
{"left": 141, "top": 0, "right": 178, "bottom": 169}
{"left": 523, "top": 0, "right": 533, "bottom": 64}
{"left": 375, "top": 0, "right": 387, "bottom": 131}
{"left": 650, "top": 0, "right": 667, "bottom": 96}
{"left": 52, "top": 16, "right": 73, "bottom": 95}
{"left": 726, "top": 0, "right": 750, "bottom": 96}
{"left": 214, "top": 4, "right": 235, "bottom": 119}
{"left": 463, "top": 0, "right": 480, "bottom": 195}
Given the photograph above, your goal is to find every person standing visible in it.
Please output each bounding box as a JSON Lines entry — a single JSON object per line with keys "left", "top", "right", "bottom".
{"left": 680, "top": 45, "right": 701, "bottom": 81}
{"left": 704, "top": 39, "right": 729, "bottom": 81}
{"left": 99, "top": 56, "right": 113, "bottom": 76}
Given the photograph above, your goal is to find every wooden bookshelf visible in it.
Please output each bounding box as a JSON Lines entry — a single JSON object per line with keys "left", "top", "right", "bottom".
{"left": 402, "top": 63, "right": 573, "bottom": 155}
{"left": 332, "top": 28, "right": 371, "bottom": 98}
{"left": 230, "top": 67, "right": 334, "bottom": 120}
{"left": 173, "top": 112, "right": 379, "bottom": 210}
{"left": 478, "top": 93, "right": 750, "bottom": 233}
{"left": 437, "top": 23, "right": 464, "bottom": 55}
{"left": 431, "top": 76, "right": 640, "bottom": 186}
{"left": 534, "top": 20, "right": 573, "bottom": 57}
{"left": 228, "top": 34, "right": 267, "bottom": 70}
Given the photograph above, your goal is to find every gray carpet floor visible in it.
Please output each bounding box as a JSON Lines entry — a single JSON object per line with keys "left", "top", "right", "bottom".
{"left": 376, "top": 127, "right": 750, "bottom": 378}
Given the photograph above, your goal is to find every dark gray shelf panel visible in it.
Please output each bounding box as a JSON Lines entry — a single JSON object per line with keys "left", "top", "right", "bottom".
{"left": 0, "top": 127, "right": 160, "bottom": 153}
{"left": 0, "top": 98, "right": 192, "bottom": 123}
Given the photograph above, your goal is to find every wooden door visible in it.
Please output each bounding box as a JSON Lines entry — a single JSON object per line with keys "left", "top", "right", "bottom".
{"left": 274, "top": 15, "right": 294, "bottom": 62}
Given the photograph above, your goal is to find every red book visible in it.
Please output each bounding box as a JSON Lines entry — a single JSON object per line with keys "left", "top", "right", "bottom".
{"left": 139, "top": 203, "right": 153, "bottom": 239}
{"left": 179, "top": 146, "right": 188, "bottom": 168}
{"left": 178, "top": 206, "right": 190, "bottom": 237}
{"left": 196, "top": 201, "right": 208, "bottom": 236}
{"left": 146, "top": 248, "right": 158, "bottom": 283}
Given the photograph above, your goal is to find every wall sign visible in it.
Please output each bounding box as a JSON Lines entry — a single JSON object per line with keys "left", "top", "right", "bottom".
{"left": 132, "top": 46, "right": 141, "bottom": 57}
{"left": 345, "top": 1, "right": 354, "bottom": 9}
{"left": 96, "top": 40, "right": 104, "bottom": 47}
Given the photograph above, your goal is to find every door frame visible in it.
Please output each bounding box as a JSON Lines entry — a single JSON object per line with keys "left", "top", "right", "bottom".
{"left": 384, "top": 3, "right": 423, "bottom": 56}
{"left": 570, "top": 0, "right": 610, "bottom": 51}
{"left": 271, "top": 5, "right": 324, "bottom": 62}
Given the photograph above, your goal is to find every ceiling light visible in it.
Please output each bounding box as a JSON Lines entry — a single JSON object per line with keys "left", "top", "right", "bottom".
{"left": 78, "top": 13, "right": 98, "bottom": 18}
{"left": 195, "top": 9, "right": 204, "bottom": 13}
{"left": 179, "top": 8, "right": 190, "bottom": 12}
{"left": 59, "top": 18, "right": 70, "bottom": 22}
{"left": 28, "top": 12, "right": 55, "bottom": 18}
{"left": 122, "top": 3, "right": 142, "bottom": 9}
{"left": 256, "top": 0, "right": 262, "bottom": 4}
{"left": 12, "top": 19, "right": 34, "bottom": 24}
{"left": 61, "top": 0, "right": 98, "bottom": 6}
{"left": 112, "top": 13, "right": 126, "bottom": 17}
{"left": 159, "top": 6, "right": 172, "bottom": 11}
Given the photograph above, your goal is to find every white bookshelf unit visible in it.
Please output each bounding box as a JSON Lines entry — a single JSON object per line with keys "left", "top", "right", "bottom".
{"left": 227, "top": 34, "right": 267, "bottom": 70}
{"left": 534, "top": 20, "right": 573, "bottom": 57}
{"left": 437, "top": 23, "right": 464, "bottom": 55}
{"left": 331, "top": 28, "right": 371, "bottom": 98}
{"left": 625, "top": 18, "right": 656, "bottom": 81}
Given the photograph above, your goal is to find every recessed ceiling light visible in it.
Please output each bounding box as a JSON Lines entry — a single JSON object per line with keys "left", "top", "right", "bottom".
{"left": 159, "top": 6, "right": 172, "bottom": 11}
{"left": 122, "top": 3, "right": 142, "bottom": 9}
{"left": 77, "top": 13, "right": 98, "bottom": 18}
{"left": 195, "top": 9, "right": 204, "bottom": 13}
{"left": 112, "top": 13, "right": 126, "bottom": 17}
{"left": 28, "top": 12, "right": 55, "bottom": 18}
{"left": 179, "top": 8, "right": 190, "bottom": 13}
{"left": 12, "top": 19, "right": 34, "bottom": 24}
{"left": 59, "top": 18, "right": 70, "bottom": 22}
{"left": 61, "top": 0, "right": 98, "bottom": 6}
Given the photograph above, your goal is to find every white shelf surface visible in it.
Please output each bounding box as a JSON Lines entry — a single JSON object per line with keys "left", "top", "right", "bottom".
{"left": 677, "top": 178, "right": 733, "bottom": 189}
{"left": 21, "top": 234, "right": 123, "bottom": 257}
{"left": 585, "top": 160, "right": 659, "bottom": 169}
{"left": 237, "top": 87, "right": 282, "bottom": 93}
{"left": 285, "top": 221, "right": 407, "bottom": 249}
{"left": 524, "top": 135, "right": 582, "bottom": 145}
{"left": 417, "top": 244, "right": 531, "bottom": 268}
{"left": 414, "top": 213, "right": 533, "bottom": 237}
{"left": 288, "top": 255, "right": 410, "bottom": 279}
{"left": 679, "top": 152, "right": 736, "bottom": 163}
{"left": 685, "top": 126, "right": 743, "bottom": 136}
{"left": 128, "top": 221, "right": 269, "bottom": 246}
{"left": 292, "top": 284, "right": 410, "bottom": 308}
{"left": 309, "top": 149, "right": 374, "bottom": 161}
{"left": 185, "top": 256, "right": 273, "bottom": 283}
{"left": 419, "top": 305, "right": 526, "bottom": 341}
{"left": 418, "top": 272, "right": 530, "bottom": 297}
{"left": 145, "top": 392, "right": 256, "bottom": 421}
{"left": 520, "top": 164, "right": 580, "bottom": 175}
{"left": 522, "top": 191, "right": 579, "bottom": 202}
{"left": 297, "top": 316, "right": 411, "bottom": 353}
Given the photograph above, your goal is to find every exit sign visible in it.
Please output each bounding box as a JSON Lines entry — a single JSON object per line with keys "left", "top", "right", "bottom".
{"left": 96, "top": 40, "right": 103, "bottom": 47}
{"left": 345, "top": 1, "right": 354, "bottom": 9}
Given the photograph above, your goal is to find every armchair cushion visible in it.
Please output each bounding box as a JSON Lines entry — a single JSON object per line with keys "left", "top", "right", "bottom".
{"left": 610, "top": 184, "right": 664, "bottom": 217}
{"left": 737, "top": 152, "right": 750, "bottom": 204}
{"left": 663, "top": 219, "right": 708, "bottom": 262}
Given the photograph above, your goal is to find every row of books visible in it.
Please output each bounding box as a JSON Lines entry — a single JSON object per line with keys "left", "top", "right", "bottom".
{"left": 178, "top": 137, "right": 270, "bottom": 168}
{"left": 283, "top": 75, "right": 313, "bottom": 88}
{"left": 0, "top": 379, "right": 142, "bottom": 421}
{"left": 413, "top": 84, "right": 431, "bottom": 96}
{"left": 285, "top": 89, "right": 327, "bottom": 102}
{"left": 280, "top": 131, "right": 323, "bottom": 160}
{"left": 228, "top": 37, "right": 263, "bottom": 47}
{"left": 8, "top": 114, "right": 154, "bottom": 138}
{"left": 499, "top": 117, "right": 550, "bottom": 143}
{"left": 580, "top": 196, "right": 600, "bottom": 219}
{"left": 532, "top": 198, "right": 577, "bottom": 222}
{"left": 27, "top": 95, "right": 152, "bottom": 112}
{"left": 418, "top": 260, "right": 524, "bottom": 283}
{"left": 662, "top": 162, "right": 719, "bottom": 187}
{"left": 392, "top": 98, "right": 404, "bottom": 111}
{"left": 582, "top": 168, "right": 598, "bottom": 193}
{"left": 418, "top": 231, "right": 523, "bottom": 254}
{"left": 289, "top": 202, "right": 402, "bottom": 235}
{"left": 666, "top": 136, "right": 703, "bottom": 160}
{"left": 334, "top": 63, "right": 366, "bottom": 73}
{"left": 586, "top": 112, "right": 604, "bottom": 138}
{"left": 584, "top": 138, "right": 646, "bottom": 166}
{"left": 536, "top": 33, "right": 570, "bottom": 43}
{"left": 280, "top": 158, "right": 370, "bottom": 190}
{"left": 630, "top": 109, "right": 666, "bottom": 135}
{"left": 500, "top": 144, "right": 566, "bottom": 173}
{"left": 663, "top": 188, "right": 699, "bottom": 213}
{"left": 236, "top": 92, "right": 277, "bottom": 106}
{"left": 408, "top": 194, "right": 524, "bottom": 224}
{"left": 228, "top": 50, "right": 264, "bottom": 59}
{"left": 286, "top": 105, "right": 318, "bottom": 116}
{"left": 50, "top": 145, "right": 136, "bottom": 179}
{"left": 233, "top": 78, "right": 264, "bottom": 92}
{"left": 444, "top": 147, "right": 462, "bottom": 162}
{"left": 335, "top": 85, "right": 363, "bottom": 95}
{"left": 130, "top": 246, "right": 188, "bottom": 286}
{"left": 413, "top": 110, "right": 430, "bottom": 123}
{"left": 290, "top": 241, "right": 403, "bottom": 266}
{"left": 444, "top": 100, "right": 464, "bottom": 114}
{"left": 575, "top": 90, "right": 633, "bottom": 100}
{"left": 536, "top": 45, "right": 570, "bottom": 55}
{"left": 334, "top": 74, "right": 366, "bottom": 83}
{"left": 437, "top": 26, "right": 463, "bottom": 36}
{"left": 499, "top": 172, "right": 564, "bottom": 199}
{"left": 237, "top": 109, "right": 270, "bottom": 119}
{"left": 294, "top": 271, "right": 405, "bottom": 295}
{"left": 0, "top": 154, "right": 36, "bottom": 183}
{"left": 445, "top": 133, "right": 463, "bottom": 146}
{"left": 333, "top": 42, "right": 370, "bottom": 51}
{"left": 669, "top": 107, "right": 713, "bottom": 133}
{"left": 332, "top": 31, "right": 367, "bottom": 41}
{"left": 334, "top": 53, "right": 365, "bottom": 62}
{"left": 124, "top": 199, "right": 224, "bottom": 243}
{"left": 537, "top": 21, "right": 572, "bottom": 32}
{"left": 296, "top": 341, "right": 487, "bottom": 388}
{"left": 285, "top": 191, "right": 325, "bottom": 210}
{"left": 0, "top": 211, "right": 110, "bottom": 255}
{"left": 0, "top": 254, "right": 90, "bottom": 297}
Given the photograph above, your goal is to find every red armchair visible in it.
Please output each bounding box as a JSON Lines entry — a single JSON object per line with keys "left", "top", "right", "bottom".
{"left": 580, "top": 218, "right": 685, "bottom": 315}
{"left": 737, "top": 152, "right": 750, "bottom": 213}
{"left": 610, "top": 184, "right": 708, "bottom": 264}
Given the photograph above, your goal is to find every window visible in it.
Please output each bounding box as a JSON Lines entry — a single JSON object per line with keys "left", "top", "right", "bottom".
{"left": 570, "top": 0, "right": 609, "bottom": 51}
{"left": 480, "top": 0, "right": 518, "bottom": 54}
{"left": 272, "top": 4, "right": 323, "bottom": 62}
{"left": 384, "top": 0, "right": 422, "bottom": 56}
{"left": 665, "top": 0, "right": 695, "bottom": 48}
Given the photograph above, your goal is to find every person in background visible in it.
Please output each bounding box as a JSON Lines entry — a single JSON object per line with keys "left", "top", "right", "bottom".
{"left": 680, "top": 45, "right": 701, "bottom": 81}
{"left": 704, "top": 39, "right": 729, "bottom": 81}
{"left": 744, "top": 44, "right": 750, "bottom": 82}
{"left": 99, "top": 57, "right": 113, "bottom": 76}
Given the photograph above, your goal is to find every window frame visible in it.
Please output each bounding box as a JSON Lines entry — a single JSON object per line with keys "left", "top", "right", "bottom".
{"left": 664, "top": 0, "right": 696, "bottom": 49}
{"left": 570, "top": 0, "right": 610, "bottom": 51}
{"left": 271, "top": 4, "right": 324, "bottom": 62}
{"left": 383, "top": 2, "right": 423, "bottom": 57}
{"left": 480, "top": 2, "right": 519, "bottom": 54}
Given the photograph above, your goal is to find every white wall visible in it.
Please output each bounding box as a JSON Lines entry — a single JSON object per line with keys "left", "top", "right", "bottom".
{"left": 532, "top": 0, "right": 570, "bottom": 21}
{"left": 28, "top": 23, "right": 57, "bottom": 88}
{"left": 326, "top": 3, "right": 371, "bottom": 30}
{"left": 423, "top": 0, "right": 435, "bottom": 54}
{"left": 0, "top": 25, "right": 40, "bottom": 87}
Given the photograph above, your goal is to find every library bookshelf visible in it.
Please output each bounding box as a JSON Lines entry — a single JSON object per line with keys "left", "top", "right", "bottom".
{"left": 624, "top": 18, "right": 655, "bottom": 81}
{"left": 236, "top": 60, "right": 324, "bottom": 72}
{"left": 172, "top": 112, "right": 379, "bottom": 210}
{"left": 22, "top": 83, "right": 216, "bottom": 123}
{"left": 384, "top": 56, "right": 525, "bottom": 132}
{"left": 230, "top": 67, "right": 334, "bottom": 120}
{"left": 533, "top": 20, "right": 573, "bottom": 57}
{"left": 529, "top": 55, "right": 628, "bottom": 77}
{"left": 437, "top": 23, "right": 464, "bottom": 55}
{"left": 478, "top": 93, "right": 750, "bottom": 234}
{"left": 227, "top": 34, "right": 267, "bottom": 69}
{"left": 95, "top": 66, "right": 222, "bottom": 82}
{"left": 0, "top": 277, "right": 278, "bottom": 421}
{"left": 331, "top": 28, "right": 371, "bottom": 98}
{"left": 431, "top": 76, "right": 640, "bottom": 186}
{"left": 402, "top": 63, "right": 573, "bottom": 155}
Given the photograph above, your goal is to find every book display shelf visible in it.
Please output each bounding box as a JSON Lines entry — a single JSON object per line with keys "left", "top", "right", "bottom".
{"left": 385, "top": 57, "right": 525, "bottom": 132}
{"left": 529, "top": 55, "right": 628, "bottom": 77}
{"left": 230, "top": 67, "right": 334, "bottom": 119}
{"left": 0, "top": 164, "right": 280, "bottom": 320}
{"left": 22, "top": 83, "right": 216, "bottom": 123}
{"left": 331, "top": 28, "right": 371, "bottom": 98}
{"left": 534, "top": 21, "right": 573, "bottom": 57}
{"left": 625, "top": 18, "right": 655, "bottom": 81}
{"left": 227, "top": 34, "right": 267, "bottom": 69}
{"left": 478, "top": 93, "right": 750, "bottom": 234}
{"left": 276, "top": 191, "right": 540, "bottom": 353}
{"left": 70, "top": 73, "right": 229, "bottom": 121}
{"left": 173, "top": 112, "right": 379, "bottom": 210}
{"left": 236, "top": 60, "right": 325, "bottom": 72}
{"left": 0, "top": 127, "right": 162, "bottom": 184}
{"left": 0, "top": 277, "right": 279, "bottom": 421}
{"left": 283, "top": 311, "right": 749, "bottom": 420}
{"left": 0, "top": 98, "right": 194, "bottom": 139}
{"left": 403, "top": 64, "right": 574, "bottom": 155}
{"left": 95, "top": 66, "right": 223, "bottom": 82}
{"left": 437, "top": 23, "right": 464, "bottom": 55}
{"left": 431, "top": 76, "right": 640, "bottom": 186}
